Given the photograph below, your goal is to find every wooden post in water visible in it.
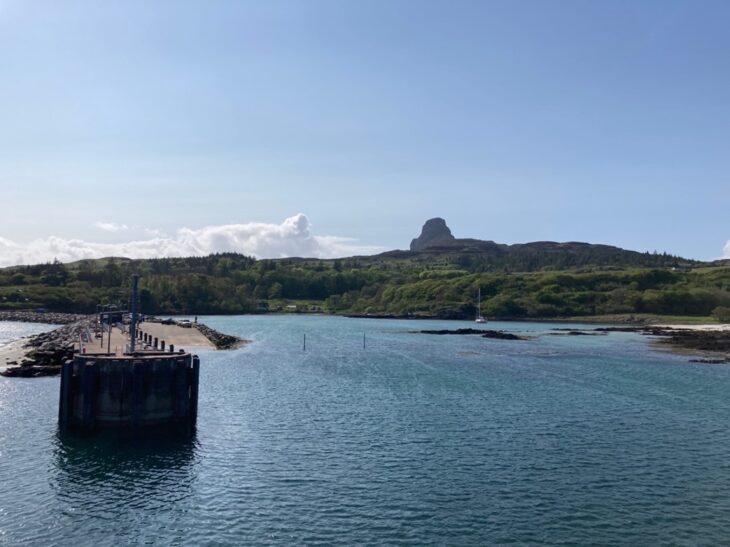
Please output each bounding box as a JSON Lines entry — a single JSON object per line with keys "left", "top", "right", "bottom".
{"left": 303, "top": 333, "right": 306, "bottom": 352}
{"left": 363, "top": 333, "right": 366, "bottom": 349}
{"left": 190, "top": 356, "right": 200, "bottom": 425}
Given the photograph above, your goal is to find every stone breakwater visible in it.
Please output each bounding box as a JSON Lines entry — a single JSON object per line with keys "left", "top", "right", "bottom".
{"left": 193, "top": 323, "right": 247, "bottom": 349}
{"left": 145, "top": 318, "right": 247, "bottom": 349}
{"left": 0, "top": 310, "right": 88, "bottom": 325}
{"left": 1, "top": 316, "right": 95, "bottom": 377}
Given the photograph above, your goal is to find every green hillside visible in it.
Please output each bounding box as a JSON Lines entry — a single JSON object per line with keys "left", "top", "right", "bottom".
{"left": 1, "top": 250, "right": 729, "bottom": 322}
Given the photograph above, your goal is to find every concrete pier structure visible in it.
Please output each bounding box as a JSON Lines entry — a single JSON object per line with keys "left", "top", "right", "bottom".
{"left": 59, "top": 352, "right": 200, "bottom": 431}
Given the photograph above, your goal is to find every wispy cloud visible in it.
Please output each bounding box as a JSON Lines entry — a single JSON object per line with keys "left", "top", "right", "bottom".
{"left": 0, "top": 214, "right": 385, "bottom": 267}
{"left": 93, "top": 221, "right": 129, "bottom": 232}
{"left": 724, "top": 240, "right": 730, "bottom": 259}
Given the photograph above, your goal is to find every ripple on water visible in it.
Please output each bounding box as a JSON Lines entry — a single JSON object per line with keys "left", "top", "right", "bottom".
{"left": 2, "top": 317, "right": 730, "bottom": 545}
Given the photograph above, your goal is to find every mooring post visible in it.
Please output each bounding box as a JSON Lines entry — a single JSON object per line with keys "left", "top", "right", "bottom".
{"left": 363, "top": 332, "right": 366, "bottom": 349}
{"left": 129, "top": 274, "right": 139, "bottom": 352}
{"left": 154, "top": 337, "right": 158, "bottom": 349}
{"left": 190, "top": 356, "right": 200, "bottom": 425}
{"left": 303, "top": 333, "right": 306, "bottom": 352}
{"left": 169, "top": 344, "right": 175, "bottom": 353}
{"left": 161, "top": 340, "right": 165, "bottom": 351}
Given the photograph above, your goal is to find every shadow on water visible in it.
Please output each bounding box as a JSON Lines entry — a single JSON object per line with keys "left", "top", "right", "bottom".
{"left": 51, "top": 426, "right": 200, "bottom": 512}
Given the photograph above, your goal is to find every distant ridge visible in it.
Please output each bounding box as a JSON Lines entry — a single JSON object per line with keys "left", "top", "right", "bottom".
{"left": 395, "top": 217, "right": 696, "bottom": 271}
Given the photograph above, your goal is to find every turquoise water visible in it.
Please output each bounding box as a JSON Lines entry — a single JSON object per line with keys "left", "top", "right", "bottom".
{"left": 2, "top": 316, "right": 730, "bottom": 545}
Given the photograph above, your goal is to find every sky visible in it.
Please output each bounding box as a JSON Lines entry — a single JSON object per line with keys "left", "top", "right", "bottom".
{"left": 0, "top": 0, "right": 729, "bottom": 266}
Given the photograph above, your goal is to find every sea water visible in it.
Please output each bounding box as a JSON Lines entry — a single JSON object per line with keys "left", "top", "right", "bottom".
{"left": 2, "top": 316, "right": 730, "bottom": 545}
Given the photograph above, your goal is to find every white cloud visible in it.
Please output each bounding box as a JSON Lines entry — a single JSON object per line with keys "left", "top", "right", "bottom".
{"left": 143, "top": 228, "right": 165, "bottom": 237}
{"left": 0, "top": 214, "right": 385, "bottom": 267}
{"left": 93, "top": 221, "right": 129, "bottom": 232}
{"left": 724, "top": 240, "right": 730, "bottom": 259}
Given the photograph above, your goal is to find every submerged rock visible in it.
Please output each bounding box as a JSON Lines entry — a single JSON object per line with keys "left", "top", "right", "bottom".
{"left": 419, "top": 328, "right": 526, "bottom": 340}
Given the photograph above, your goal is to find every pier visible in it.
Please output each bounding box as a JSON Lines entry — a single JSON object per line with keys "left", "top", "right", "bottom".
{"left": 58, "top": 351, "right": 200, "bottom": 431}
{"left": 59, "top": 274, "right": 201, "bottom": 432}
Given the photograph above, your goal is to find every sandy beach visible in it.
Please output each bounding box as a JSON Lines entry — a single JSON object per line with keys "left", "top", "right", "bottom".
{"left": 654, "top": 324, "right": 730, "bottom": 332}
{"left": 0, "top": 338, "right": 33, "bottom": 370}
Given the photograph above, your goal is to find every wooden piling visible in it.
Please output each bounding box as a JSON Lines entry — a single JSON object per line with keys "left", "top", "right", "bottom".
{"left": 58, "top": 359, "right": 73, "bottom": 426}
{"left": 190, "top": 356, "right": 200, "bottom": 425}
{"left": 81, "top": 362, "right": 96, "bottom": 429}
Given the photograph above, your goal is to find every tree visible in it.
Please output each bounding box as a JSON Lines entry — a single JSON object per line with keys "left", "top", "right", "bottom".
{"left": 713, "top": 306, "right": 730, "bottom": 324}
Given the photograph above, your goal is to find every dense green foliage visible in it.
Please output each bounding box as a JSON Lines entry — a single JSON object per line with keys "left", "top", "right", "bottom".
{"left": 0, "top": 252, "right": 729, "bottom": 320}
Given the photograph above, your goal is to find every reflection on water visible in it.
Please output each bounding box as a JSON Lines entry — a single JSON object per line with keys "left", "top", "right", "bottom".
{"left": 52, "top": 428, "right": 199, "bottom": 514}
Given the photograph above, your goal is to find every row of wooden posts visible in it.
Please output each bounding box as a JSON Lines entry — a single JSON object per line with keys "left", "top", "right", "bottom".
{"left": 136, "top": 329, "right": 180, "bottom": 354}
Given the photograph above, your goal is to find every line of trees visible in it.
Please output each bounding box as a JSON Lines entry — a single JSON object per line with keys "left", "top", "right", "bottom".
{"left": 0, "top": 252, "right": 728, "bottom": 320}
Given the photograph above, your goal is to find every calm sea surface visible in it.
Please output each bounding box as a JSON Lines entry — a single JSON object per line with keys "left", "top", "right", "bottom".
{"left": 2, "top": 316, "right": 730, "bottom": 545}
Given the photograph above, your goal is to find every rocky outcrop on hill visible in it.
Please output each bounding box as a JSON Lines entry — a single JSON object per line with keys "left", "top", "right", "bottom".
{"left": 410, "top": 218, "right": 457, "bottom": 251}
{"left": 401, "top": 217, "right": 695, "bottom": 271}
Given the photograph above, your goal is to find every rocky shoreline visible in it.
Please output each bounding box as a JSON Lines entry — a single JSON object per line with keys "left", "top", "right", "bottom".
{"left": 1, "top": 316, "right": 95, "bottom": 377}
{"left": 416, "top": 324, "right": 730, "bottom": 362}
{"left": 0, "top": 310, "right": 88, "bottom": 325}
{"left": 570, "top": 326, "right": 730, "bottom": 363}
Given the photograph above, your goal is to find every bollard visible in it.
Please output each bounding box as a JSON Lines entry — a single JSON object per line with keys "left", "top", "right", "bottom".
{"left": 169, "top": 344, "right": 175, "bottom": 353}
{"left": 154, "top": 337, "right": 158, "bottom": 349}
{"left": 161, "top": 340, "right": 165, "bottom": 351}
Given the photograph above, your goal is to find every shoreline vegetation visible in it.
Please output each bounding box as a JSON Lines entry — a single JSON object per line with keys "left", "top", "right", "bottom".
{"left": 0, "top": 312, "right": 246, "bottom": 378}
{"left": 1, "top": 230, "right": 729, "bottom": 370}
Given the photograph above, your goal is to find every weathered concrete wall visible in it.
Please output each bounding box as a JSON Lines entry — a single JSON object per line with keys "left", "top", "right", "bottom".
{"left": 59, "top": 353, "right": 200, "bottom": 431}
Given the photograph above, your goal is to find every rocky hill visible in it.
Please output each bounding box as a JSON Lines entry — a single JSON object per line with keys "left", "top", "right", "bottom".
{"left": 398, "top": 217, "right": 695, "bottom": 271}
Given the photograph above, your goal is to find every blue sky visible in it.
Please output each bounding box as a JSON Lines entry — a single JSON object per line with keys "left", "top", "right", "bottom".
{"left": 0, "top": 0, "right": 728, "bottom": 264}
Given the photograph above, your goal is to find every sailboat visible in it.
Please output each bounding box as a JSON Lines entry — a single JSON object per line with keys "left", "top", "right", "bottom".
{"left": 475, "top": 288, "right": 487, "bottom": 323}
